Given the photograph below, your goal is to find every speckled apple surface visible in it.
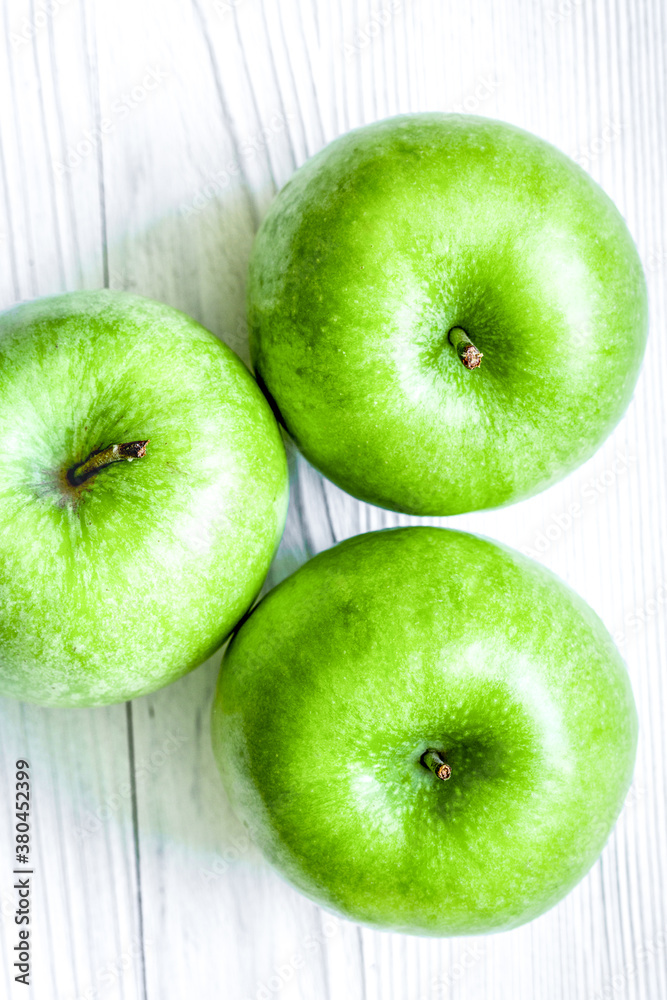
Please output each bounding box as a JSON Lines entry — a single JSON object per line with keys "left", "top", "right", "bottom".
{"left": 212, "top": 527, "right": 637, "bottom": 936}
{"left": 249, "top": 113, "right": 648, "bottom": 515}
{"left": 0, "top": 290, "right": 288, "bottom": 706}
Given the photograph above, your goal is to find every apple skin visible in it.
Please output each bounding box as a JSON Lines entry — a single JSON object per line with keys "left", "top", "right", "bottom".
{"left": 212, "top": 527, "right": 637, "bottom": 936}
{"left": 0, "top": 290, "right": 288, "bottom": 707}
{"left": 248, "top": 113, "right": 648, "bottom": 515}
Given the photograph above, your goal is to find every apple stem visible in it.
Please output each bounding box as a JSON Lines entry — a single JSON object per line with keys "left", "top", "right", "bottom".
{"left": 421, "top": 749, "right": 452, "bottom": 781}
{"left": 68, "top": 441, "right": 149, "bottom": 486}
{"left": 448, "top": 327, "right": 483, "bottom": 370}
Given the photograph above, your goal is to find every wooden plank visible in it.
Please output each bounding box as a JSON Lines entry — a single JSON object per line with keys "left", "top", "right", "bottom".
{"left": 0, "top": 3, "right": 143, "bottom": 999}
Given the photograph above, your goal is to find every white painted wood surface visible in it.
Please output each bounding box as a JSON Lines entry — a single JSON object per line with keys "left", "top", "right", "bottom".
{"left": 0, "top": 0, "right": 665, "bottom": 997}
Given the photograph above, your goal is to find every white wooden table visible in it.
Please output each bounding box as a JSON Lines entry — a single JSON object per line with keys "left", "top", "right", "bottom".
{"left": 1, "top": 1, "right": 665, "bottom": 997}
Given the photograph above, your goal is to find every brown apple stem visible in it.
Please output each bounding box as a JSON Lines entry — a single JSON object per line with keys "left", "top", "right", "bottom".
{"left": 448, "top": 327, "right": 483, "bottom": 370}
{"left": 421, "top": 749, "right": 451, "bottom": 781}
{"left": 68, "top": 440, "right": 149, "bottom": 486}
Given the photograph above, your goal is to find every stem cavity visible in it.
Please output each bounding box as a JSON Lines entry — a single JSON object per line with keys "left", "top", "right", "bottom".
{"left": 68, "top": 440, "right": 149, "bottom": 487}
{"left": 421, "top": 749, "right": 452, "bottom": 781}
{"left": 448, "top": 327, "right": 483, "bottom": 370}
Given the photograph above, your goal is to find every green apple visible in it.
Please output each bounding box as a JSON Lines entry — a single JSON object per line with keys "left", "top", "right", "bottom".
{"left": 0, "top": 290, "right": 288, "bottom": 707}
{"left": 212, "top": 527, "right": 637, "bottom": 936}
{"left": 248, "top": 114, "right": 647, "bottom": 515}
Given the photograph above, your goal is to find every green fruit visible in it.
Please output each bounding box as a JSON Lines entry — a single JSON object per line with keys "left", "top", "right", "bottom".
{"left": 0, "top": 290, "right": 288, "bottom": 706}
{"left": 212, "top": 527, "right": 637, "bottom": 936}
{"left": 249, "top": 113, "right": 647, "bottom": 515}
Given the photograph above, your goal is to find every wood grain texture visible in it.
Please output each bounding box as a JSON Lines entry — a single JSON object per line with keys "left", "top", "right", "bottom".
{"left": 0, "top": 0, "right": 665, "bottom": 997}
